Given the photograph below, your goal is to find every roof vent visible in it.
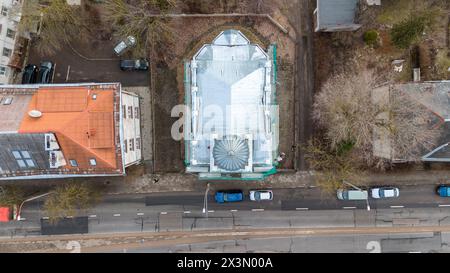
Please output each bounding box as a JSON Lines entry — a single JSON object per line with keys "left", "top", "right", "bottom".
{"left": 28, "top": 110, "right": 42, "bottom": 118}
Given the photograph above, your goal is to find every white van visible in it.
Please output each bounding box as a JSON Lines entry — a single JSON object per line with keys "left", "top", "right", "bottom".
{"left": 337, "top": 189, "right": 368, "bottom": 200}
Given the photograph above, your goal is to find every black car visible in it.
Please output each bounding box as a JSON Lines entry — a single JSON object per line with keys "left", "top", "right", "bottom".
{"left": 120, "top": 59, "right": 149, "bottom": 71}
{"left": 22, "top": 64, "right": 38, "bottom": 84}
{"left": 37, "top": 61, "right": 54, "bottom": 84}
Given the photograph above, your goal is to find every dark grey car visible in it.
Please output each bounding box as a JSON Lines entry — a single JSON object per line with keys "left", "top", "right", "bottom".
{"left": 120, "top": 59, "right": 149, "bottom": 71}
{"left": 37, "top": 61, "right": 54, "bottom": 84}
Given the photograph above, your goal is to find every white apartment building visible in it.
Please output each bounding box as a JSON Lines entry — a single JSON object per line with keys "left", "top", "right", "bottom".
{"left": 0, "top": 0, "right": 25, "bottom": 84}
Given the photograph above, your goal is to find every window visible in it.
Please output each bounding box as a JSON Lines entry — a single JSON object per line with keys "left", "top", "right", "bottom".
{"left": 2, "top": 47, "right": 11, "bottom": 57}
{"left": 12, "top": 150, "right": 35, "bottom": 168}
{"left": 129, "top": 138, "right": 134, "bottom": 151}
{"left": 3, "top": 97, "right": 12, "bottom": 105}
{"left": 89, "top": 158, "right": 97, "bottom": 166}
{"left": 1, "top": 6, "right": 8, "bottom": 16}
{"left": 122, "top": 105, "right": 126, "bottom": 119}
{"left": 0, "top": 66, "right": 6, "bottom": 76}
{"left": 123, "top": 139, "right": 128, "bottom": 153}
{"left": 128, "top": 106, "right": 133, "bottom": 119}
{"left": 135, "top": 137, "right": 140, "bottom": 150}
{"left": 69, "top": 159, "right": 78, "bottom": 167}
{"left": 134, "top": 107, "right": 139, "bottom": 119}
{"left": 6, "top": 28, "right": 15, "bottom": 39}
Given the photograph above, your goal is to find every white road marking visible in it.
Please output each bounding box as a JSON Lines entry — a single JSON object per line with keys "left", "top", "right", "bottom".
{"left": 207, "top": 210, "right": 215, "bottom": 213}
{"left": 18, "top": 217, "right": 26, "bottom": 221}
{"left": 137, "top": 212, "right": 144, "bottom": 216}
{"left": 296, "top": 208, "right": 309, "bottom": 210}
{"left": 42, "top": 216, "right": 49, "bottom": 220}
{"left": 390, "top": 205, "right": 404, "bottom": 208}
{"left": 230, "top": 210, "right": 238, "bottom": 212}
{"left": 65, "top": 65, "right": 71, "bottom": 82}
{"left": 343, "top": 207, "right": 356, "bottom": 209}
{"left": 113, "top": 214, "right": 121, "bottom": 217}
{"left": 252, "top": 209, "right": 264, "bottom": 212}
{"left": 89, "top": 215, "right": 97, "bottom": 218}
{"left": 66, "top": 216, "right": 74, "bottom": 218}
{"left": 183, "top": 211, "right": 191, "bottom": 214}
{"left": 439, "top": 204, "right": 450, "bottom": 207}
{"left": 160, "top": 212, "right": 167, "bottom": 215}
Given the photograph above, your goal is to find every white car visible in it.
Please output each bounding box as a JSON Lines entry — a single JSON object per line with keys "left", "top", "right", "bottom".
{"left": 249, "top": 190, "right": 273, "bottom": 201}
{"left": 114, "top": 36, "right": 136, "bottom": 56}
{"left": 370, "top": 187, "right": 400, "bottom": 199}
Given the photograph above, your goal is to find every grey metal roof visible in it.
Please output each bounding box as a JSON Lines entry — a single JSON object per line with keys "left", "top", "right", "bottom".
{"left": 316, "top": 0, "right": 359, "bottom": 28}
{"left": 185, "top": 30, "right": 278, "bottom": 176}
{"left": 0, "top": 133, "right": 49, "bottom": 176}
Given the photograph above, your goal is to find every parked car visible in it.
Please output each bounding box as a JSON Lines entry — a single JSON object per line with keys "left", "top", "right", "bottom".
{"left": 337, "top": 189, "right": 368, "bottom": 201}
{"left": 114, "top": 36, "right": 136, "bottom": 56}
{"left": 371, "top": 187, "right": 400, "bottom": 199}
{"left": 437, "top": 185, "right": 450, "bottom": 197}
{"left": 22, "top": 64, "right": 38, "bottom": 84}
{"left": 249, "top": 190, "right": 273, "bottom": 201}
{"left": 37, "top": 61, "right": 54, "bottom": 84}
{"left": 120, "top": 58, "right": 149, "bottom": 71}
{"left": 215, "top": 190, "right": 244, "bottom": 203}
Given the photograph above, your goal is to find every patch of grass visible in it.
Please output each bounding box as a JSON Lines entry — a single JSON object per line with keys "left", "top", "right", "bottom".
{"left": 436, "top": 49, "right": 450, "bottom": 79}
{"left": 363, "top": 30, "right": 379, "bottom": 47}
{"left": 390, "top": 16, "right": 426, "bottom": 49}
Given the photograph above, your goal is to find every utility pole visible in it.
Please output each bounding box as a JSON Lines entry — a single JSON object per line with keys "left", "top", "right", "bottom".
{"left": 202, "top": 183, "right": 210, "bottom": 218}
{"left": 16, "top": 192, "right": 54, "bottom": 220}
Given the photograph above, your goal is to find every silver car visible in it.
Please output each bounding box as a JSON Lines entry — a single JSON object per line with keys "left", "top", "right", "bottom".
{"left": 114, "top": 36, "right": 136, "bottom": 56}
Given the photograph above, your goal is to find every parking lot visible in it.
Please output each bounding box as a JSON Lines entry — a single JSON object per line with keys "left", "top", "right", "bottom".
{"left": 27, "top": 38, "right": 149, "bottom": 87}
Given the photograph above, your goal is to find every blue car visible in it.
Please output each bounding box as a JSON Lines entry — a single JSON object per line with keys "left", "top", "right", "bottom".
{"left": 215, "top": 190, "right": 244, "bottom": 203}
{"left": 437, "top": 185, "right": 450, "bottom": 197}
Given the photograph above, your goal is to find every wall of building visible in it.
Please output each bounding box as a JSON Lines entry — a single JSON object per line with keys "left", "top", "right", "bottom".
{"left": 121, "top": 90, "right": 141, "bottom": 167}
{"left": 0, "top": 0, "right": 23, "bottom": 84}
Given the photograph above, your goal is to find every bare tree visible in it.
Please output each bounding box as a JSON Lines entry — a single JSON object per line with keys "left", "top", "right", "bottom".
{"left": 389, "top": 87, "right": 443, "bottom": 161}
{"left": 303, "top": 139, "right": 367, "bottom": 195}
{"left": 43, "top": 183, "right": 100, "bottom": 223}
{"left": 14, "top": 0, "right": 85, "bottom": 56}
{"left": 103, "top": 0, "right": 176, "bottom": 60}
{"left": 313, "top": 70, "right": 442, "bottom": 168}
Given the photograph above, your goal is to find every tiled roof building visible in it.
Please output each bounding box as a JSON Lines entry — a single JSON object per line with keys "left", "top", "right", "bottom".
{"left": 0, "top": 83, "right": 141, "bottom": 180}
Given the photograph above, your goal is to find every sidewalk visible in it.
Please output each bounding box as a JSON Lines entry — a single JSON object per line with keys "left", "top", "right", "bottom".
{"left": 101, "top": 168, "right": 450, "bottom": 195}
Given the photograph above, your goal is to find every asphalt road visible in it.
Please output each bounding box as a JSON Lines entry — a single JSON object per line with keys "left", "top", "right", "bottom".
{"left": 141, "top": 184, "right": 447, "bottom": 212}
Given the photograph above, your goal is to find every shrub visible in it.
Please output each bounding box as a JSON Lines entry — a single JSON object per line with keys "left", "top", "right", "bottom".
{"left": 390, "top": 16, "right": 426, "bottom": 49}
{"left": 363, "top": 30, "right": 379, "bottom": 46}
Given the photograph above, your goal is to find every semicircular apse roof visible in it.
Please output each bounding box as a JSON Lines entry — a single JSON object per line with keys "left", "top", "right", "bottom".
{"left": 213, "top": 136, "right": 249, "bottom": 171}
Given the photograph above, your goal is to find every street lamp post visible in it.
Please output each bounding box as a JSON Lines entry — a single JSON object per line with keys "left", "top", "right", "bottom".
{"left": 342, "top": 181, "right": 370, "bottom": 211}
{"left": 16, "top": 192, "right": 54, "bottom": 221}
{"left": 203, "top": 183, "right": 210, "bottom": 218}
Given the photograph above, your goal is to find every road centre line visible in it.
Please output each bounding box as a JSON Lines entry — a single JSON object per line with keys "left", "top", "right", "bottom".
{"left": 137, "top": 213, "right": 144, "bottom": 216}
{"left": 113, "top": 214, "right": 121, "bottom": 217}
{"left": 160, "top": 212, "right": 167, "bottom": 215}
{"left": 296, "top": 208, "right": 309, "bottom": 210}
{"left": 89, "top": 215, "right": 97, "bottom": 218}
{"left": 208, "top": 210, "right": 215, "bottom": 213}
{"left": 439, "top": 204, "right": 450, "bottom": 207}
{"left": 183, "top": 211, "right": 191, "bottom": 214}
{"left": 343, "top": 207, "right": 356, "bottom": 209}
{"left": 390, "top": 205, "right": 404, "bottom": 208}
{"left": 230, "top": 210, "right": 238, "bottom": 212}
{"left": 252, "top": 209, "right": 264, "bottom": 212}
